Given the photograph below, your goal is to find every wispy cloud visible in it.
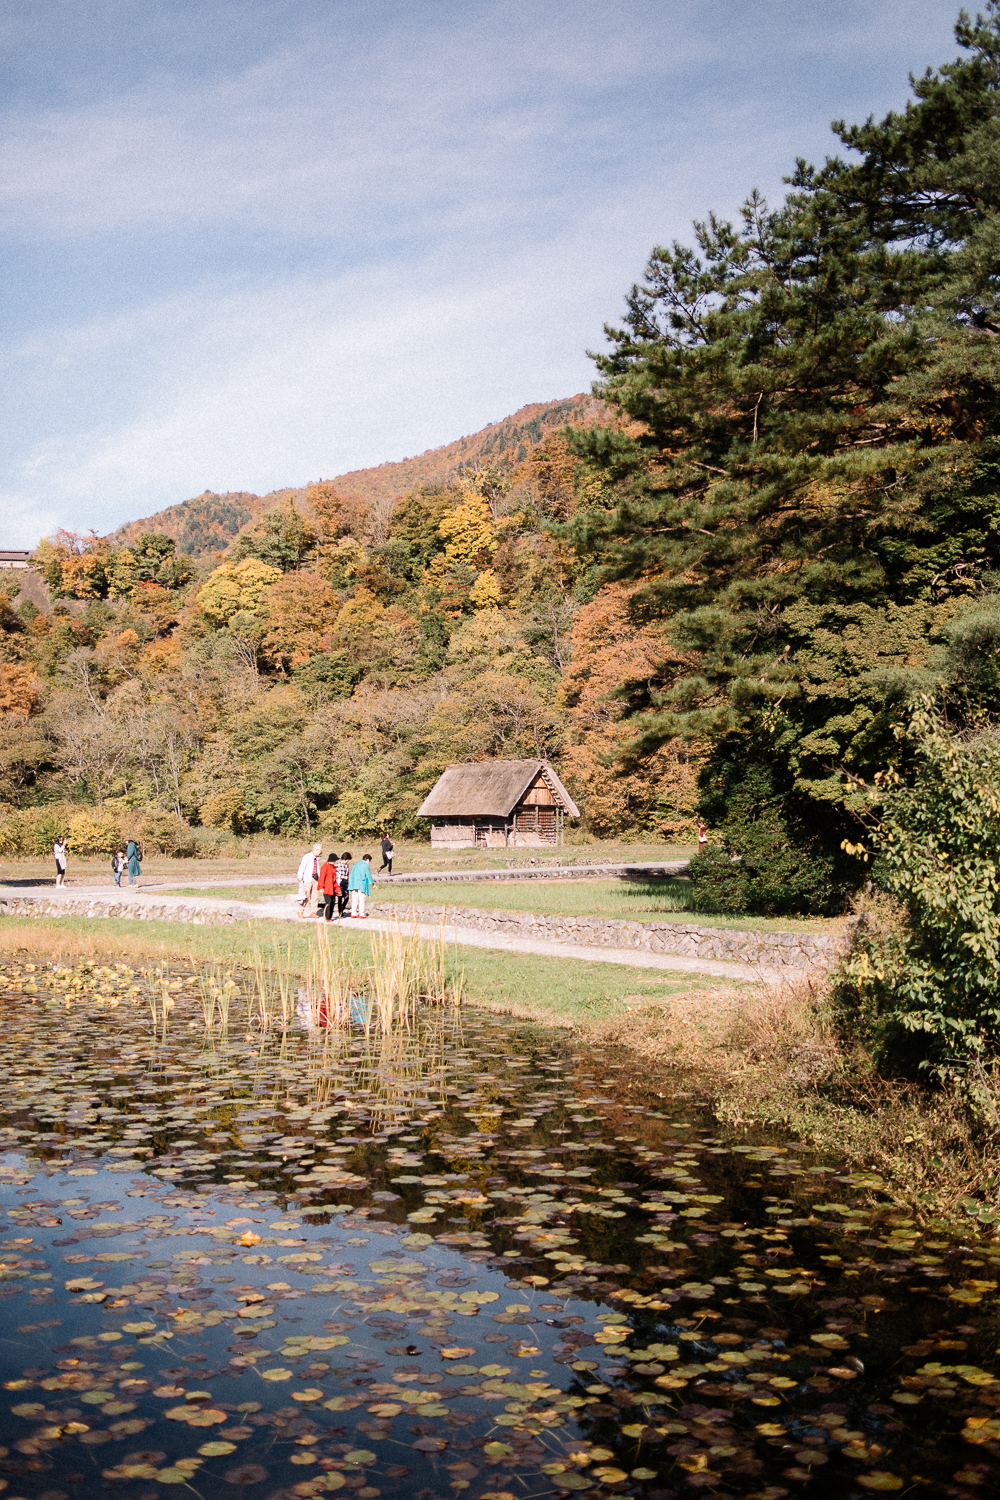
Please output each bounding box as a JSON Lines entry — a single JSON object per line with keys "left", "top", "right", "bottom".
{"left": 0, "top": 0, "right": 962, "bottom": 542}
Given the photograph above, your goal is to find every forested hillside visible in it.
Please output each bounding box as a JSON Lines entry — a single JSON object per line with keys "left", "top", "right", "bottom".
{"left": 106, "top": 397, "right": 607, "bottom": 560}
{"left": 0, "top": 392, "right": 698, "bottom": 856}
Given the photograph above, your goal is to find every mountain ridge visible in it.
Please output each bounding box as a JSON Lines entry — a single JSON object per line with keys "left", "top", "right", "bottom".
{"left": 107, "top": 392, "right": 607, "bottom": 556}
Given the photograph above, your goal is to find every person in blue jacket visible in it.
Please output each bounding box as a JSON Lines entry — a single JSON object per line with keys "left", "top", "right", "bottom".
{"left": 348, "top": 854, "right": 374, "bottom": 918}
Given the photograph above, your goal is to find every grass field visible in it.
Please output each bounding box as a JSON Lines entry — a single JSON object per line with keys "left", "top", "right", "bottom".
{"left": 118, "top": 875, "right": 837, "bottom": 934}
{"left": 369, "top": 879, "right": 839, "bottom": 934}
{"left": 0, "top": 913, "right": 738, "bottom": 1028}
{"left": 0, "top": 835, "right": 695, "bottom": 890}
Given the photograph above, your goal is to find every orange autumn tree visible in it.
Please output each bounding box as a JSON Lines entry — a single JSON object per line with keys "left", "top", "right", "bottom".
{"left": 559, "top": 584, "right": 703, "bottom": 838}
{"left": 259, "top": 571, "right": 343, "bottom": 671}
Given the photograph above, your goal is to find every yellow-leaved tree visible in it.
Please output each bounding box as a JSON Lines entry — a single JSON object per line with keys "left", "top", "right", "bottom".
{"left": 436, "top": 494, "right": 496, "bottom": 570}
{"left": 197, "top": 559, "right": 282, "bottom": 627}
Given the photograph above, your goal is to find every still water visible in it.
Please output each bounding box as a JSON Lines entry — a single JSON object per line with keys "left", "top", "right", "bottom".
{"left": 0, "top": 960, "right": 998, "bottom": 1500}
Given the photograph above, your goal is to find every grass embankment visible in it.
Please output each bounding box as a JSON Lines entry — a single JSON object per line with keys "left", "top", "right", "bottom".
{"left": 593, "top": 977, "right": 999, "bottom": 1224}
{"left": 0, "top": 914, "right": 737, "bottom": 1028}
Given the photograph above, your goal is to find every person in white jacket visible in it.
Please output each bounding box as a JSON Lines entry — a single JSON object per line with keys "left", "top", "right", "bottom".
{"left": 296, "top": 843, "right": 323, "bottom": 918}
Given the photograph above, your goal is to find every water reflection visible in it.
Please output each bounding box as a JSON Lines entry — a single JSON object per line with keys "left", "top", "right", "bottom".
{"left": 0, "top": 960, "right": 997, "bottom": 1500}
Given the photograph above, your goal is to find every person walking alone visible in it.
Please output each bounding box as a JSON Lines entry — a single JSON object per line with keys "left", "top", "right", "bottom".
{"left": 348, "top": 854, "right": 374, "bottom": 918}
{"left": 53, "top": 836, "right": 68, "bottom": 887}
{"left": 126, "top": 839, "right": 142, "bottom": 887}
{"left": 317, "top": 853, "right": 340, "bottom": 923}
{"left": 296, "top": 842, "right": 322, "bottom": 918}
{"left": 335, "top": 851, "right": 351, "bottom": 919}
{"left": 378, "top": 833, "right": 395, "bottom": 876}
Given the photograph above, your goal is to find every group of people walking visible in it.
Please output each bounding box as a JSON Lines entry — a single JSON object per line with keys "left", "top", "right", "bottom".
{"left": 296, "top": 835, "right": 394, "bottom": 921}
{"left": 51, "top": 836, "right": 142, "bottom": 888}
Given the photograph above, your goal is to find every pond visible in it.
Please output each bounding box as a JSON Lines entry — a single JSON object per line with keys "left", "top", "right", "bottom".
{"left": 0, "top": 957, "right": 998, "bottom": 1500}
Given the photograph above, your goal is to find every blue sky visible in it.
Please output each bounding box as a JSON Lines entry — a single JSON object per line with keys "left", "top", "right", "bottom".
{"left": 0, "top": 0, "right": 963, "bottom": 544}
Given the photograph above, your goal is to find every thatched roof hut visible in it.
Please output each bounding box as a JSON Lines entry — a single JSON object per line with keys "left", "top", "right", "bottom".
{"left": 417, "top": 759, "right": 580, "bottom": 848}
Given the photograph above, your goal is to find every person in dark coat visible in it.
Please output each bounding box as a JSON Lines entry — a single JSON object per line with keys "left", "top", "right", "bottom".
{"left": 379, "top": 833, "right": 395, "bottom": 875}
{"left": 126, "top": 839, "right": 142, "bottom": 887}
{"left": 335, "top": 851, "right": 351, "bottom": 918}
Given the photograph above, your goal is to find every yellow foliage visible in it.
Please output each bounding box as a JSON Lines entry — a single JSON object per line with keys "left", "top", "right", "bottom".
{"left": 199, "top": 787, "right": 248, "bottom": 832}
{"left": 66, "top": 809, "right": 128, "bottom": 856}
{"left": 469, "top": 568, "right": 504, "bottom": 610}
{"left": 59, "top": 552, "right": 106, "bottom": 599}
{"left": 437, "top": 495, "right": 496, "bottom": 569}
{"left": 197, "top": 559, "right": 282, "bottom": 626}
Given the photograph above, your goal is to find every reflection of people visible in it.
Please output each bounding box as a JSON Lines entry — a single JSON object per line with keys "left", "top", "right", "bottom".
{"left": 112, "top": 849, "right": 125, "bottom": 887}
{"left": 126, "top": 839, "right": 142, "bottom": 887}
{"left": 698, "top": 822, "right": 708, "bottom": 855}
{"left": 317, "top": 855, "right": 340, "bottom": 923}
{"left": 348, "top": 854, "right": 374, "bottom": 918}
{"left": 296, "top": 842, "right": 322, "bottom": 918}
{"left": 54, "top": 836, "right": 68, "bottom": 887}
{"left": 379, "top": 833, "right": 395, "bottom": 875}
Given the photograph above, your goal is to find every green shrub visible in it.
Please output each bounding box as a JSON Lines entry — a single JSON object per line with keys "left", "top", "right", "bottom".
{"left": 835, "top": 705, "right": 1000, "bottom": 1084}
{"left": 690, "top": 744, "right": 854, "bottom": 917}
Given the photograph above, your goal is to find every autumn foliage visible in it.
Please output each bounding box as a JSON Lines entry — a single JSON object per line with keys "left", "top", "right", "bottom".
{"left": 2, "top": 396, "right": 696, "bottom": 844}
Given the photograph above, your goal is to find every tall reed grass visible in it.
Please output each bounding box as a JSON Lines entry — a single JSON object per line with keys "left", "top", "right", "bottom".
{"left": 150, "top": 921, "right": 465, "bottom": 1041}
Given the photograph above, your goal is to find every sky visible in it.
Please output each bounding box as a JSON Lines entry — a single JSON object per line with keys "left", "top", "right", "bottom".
{"left": 0, "top": 0, "right": 965, "bottom": 545}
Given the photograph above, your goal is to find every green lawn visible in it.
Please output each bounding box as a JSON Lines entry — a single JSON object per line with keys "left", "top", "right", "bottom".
{"left": 171, "top": 885, "right": 294, "bottom": 902}
{"left": 0, "top": 913, "right": 738, "bottom": 1028}
{"left": 156, "top": 875, "right": 837, "bottom": 935}
{"left": 371, "top": 877, "right": 839, "bottom": 935}
{"left": 158, "top": 876, "right": 836, "bottom": 935}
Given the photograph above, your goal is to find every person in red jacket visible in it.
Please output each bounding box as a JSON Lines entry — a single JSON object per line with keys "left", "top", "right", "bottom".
{"left": 317, "top": 854, "right": 341, "bottom": 922}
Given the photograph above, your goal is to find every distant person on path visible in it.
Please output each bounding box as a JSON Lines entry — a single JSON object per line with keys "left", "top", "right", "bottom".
{"left": 348, "top": 854, "right": 374, "bottom": 918}
{"left": 335, "top": 851, "right": 352, "bottom": 918}
{"left": 111, "top": 848, "right": 125, "bottom": 887}
{"left": 296, "top": 842, "right": 322, "bottom": 918}
{"left": 379, "top": 833, "right": 395, "bottom": 875}
{"left": 53, "top": 836, "right": 67, "bottom": 887}
{"left": 126, "top": 839, "right": 142, "bottom": 887}
{"left": 317, "top": 854, "right": 341, "bottom": 922}
{"left": 698, "top": 822, "right": 708, "bottom": 855}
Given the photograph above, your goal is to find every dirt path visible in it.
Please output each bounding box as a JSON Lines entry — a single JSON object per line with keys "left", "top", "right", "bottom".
{"left": 0, "top": 882, "right": 788, "bottom": 983}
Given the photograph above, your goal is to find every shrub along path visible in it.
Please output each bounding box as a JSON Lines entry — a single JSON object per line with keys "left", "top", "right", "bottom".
{"left": 0, "top": 881, "right": 788, "bottom": 982}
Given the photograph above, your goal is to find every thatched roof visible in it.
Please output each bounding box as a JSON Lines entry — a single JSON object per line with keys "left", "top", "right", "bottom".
{"left": 417, "top": 760, "right": 580, "bottom": 819}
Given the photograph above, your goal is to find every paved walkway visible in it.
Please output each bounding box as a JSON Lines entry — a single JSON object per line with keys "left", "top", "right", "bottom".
{"left": 0, "top": 883, "right": 780, "bottom": 984}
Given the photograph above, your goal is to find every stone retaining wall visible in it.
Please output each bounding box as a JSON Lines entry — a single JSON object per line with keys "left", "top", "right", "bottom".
{"left": 0, "top": 894, "right": 253, "bottom": 926}
{"left": 0, "top": 890, "right": 849, "bottom": 970}
{"left": 372, "top": 900, "right": 848, "bottom": 970}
